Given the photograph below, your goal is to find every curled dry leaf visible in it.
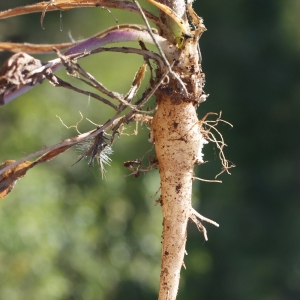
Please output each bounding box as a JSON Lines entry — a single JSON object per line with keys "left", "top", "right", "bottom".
{"left": 0, "top": 145, "right": 71, "bottom": 199}
{"left": 0, "top": 160, "right": 32, "bottom": 198}
{"left": 0, "top": 52, "right": 44, "bottom": 105}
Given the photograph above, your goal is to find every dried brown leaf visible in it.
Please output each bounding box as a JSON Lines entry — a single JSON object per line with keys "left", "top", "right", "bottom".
{"left": 0, "top": 41, "right": 74, "bottom": 54}
{"left": 0, "top": 1, "right": 159, "bottom": 26}
{"left": 0, "top": 160, "right": 32, "bottom": 198}
{"left": 0, "top": 53, "right": 44, "bottom": 105}
{"left": 0, "top": 145, "right": 71, "bottom": 198}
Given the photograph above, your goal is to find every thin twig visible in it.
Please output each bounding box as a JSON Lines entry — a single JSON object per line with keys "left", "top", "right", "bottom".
{"left": 90, "top": 47, "right": 165, "bottom": 71}
{"left": 53, "top": 48, "right": 157, "bottom": 112}
{"left": 46, "top": 72, "right": 118, "bottom": 110}
{"left": 53, "top": 48, "right": 124, "bottom": 103}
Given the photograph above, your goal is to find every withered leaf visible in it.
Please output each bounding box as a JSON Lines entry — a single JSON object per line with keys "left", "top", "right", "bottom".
{"left": 0, "top": 52, "right": 44, "bottom": 105}
{"left": 0, "top": 160, "right": 33, "bottom": 198}
{"left": 0, "top": 144, "right": 71, "bottom": 199}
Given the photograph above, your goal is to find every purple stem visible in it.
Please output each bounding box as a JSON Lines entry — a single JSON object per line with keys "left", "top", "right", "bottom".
{"left": 1, "top": 30, "right": 172, "bottom": 106}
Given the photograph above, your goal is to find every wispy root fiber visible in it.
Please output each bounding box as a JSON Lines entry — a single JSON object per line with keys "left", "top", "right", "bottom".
{"left": 188, "top": 112, "right": 234, "bottom": 241}
{"left": 199, "top": 111, "right": 236, "bottom": 178}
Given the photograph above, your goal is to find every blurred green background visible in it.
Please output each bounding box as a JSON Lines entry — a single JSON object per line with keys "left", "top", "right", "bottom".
{"left": 1, "top": 0, "right": 300, "bottom": 299}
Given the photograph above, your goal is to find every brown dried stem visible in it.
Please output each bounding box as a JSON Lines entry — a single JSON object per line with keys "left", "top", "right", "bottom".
{"left": 0, "top": 1, "right": 159, "bottom": 26}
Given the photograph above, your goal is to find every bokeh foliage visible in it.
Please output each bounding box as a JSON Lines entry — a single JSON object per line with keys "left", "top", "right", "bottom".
{"left": 1, "top": 0, "right": 300, "bottom": 299}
